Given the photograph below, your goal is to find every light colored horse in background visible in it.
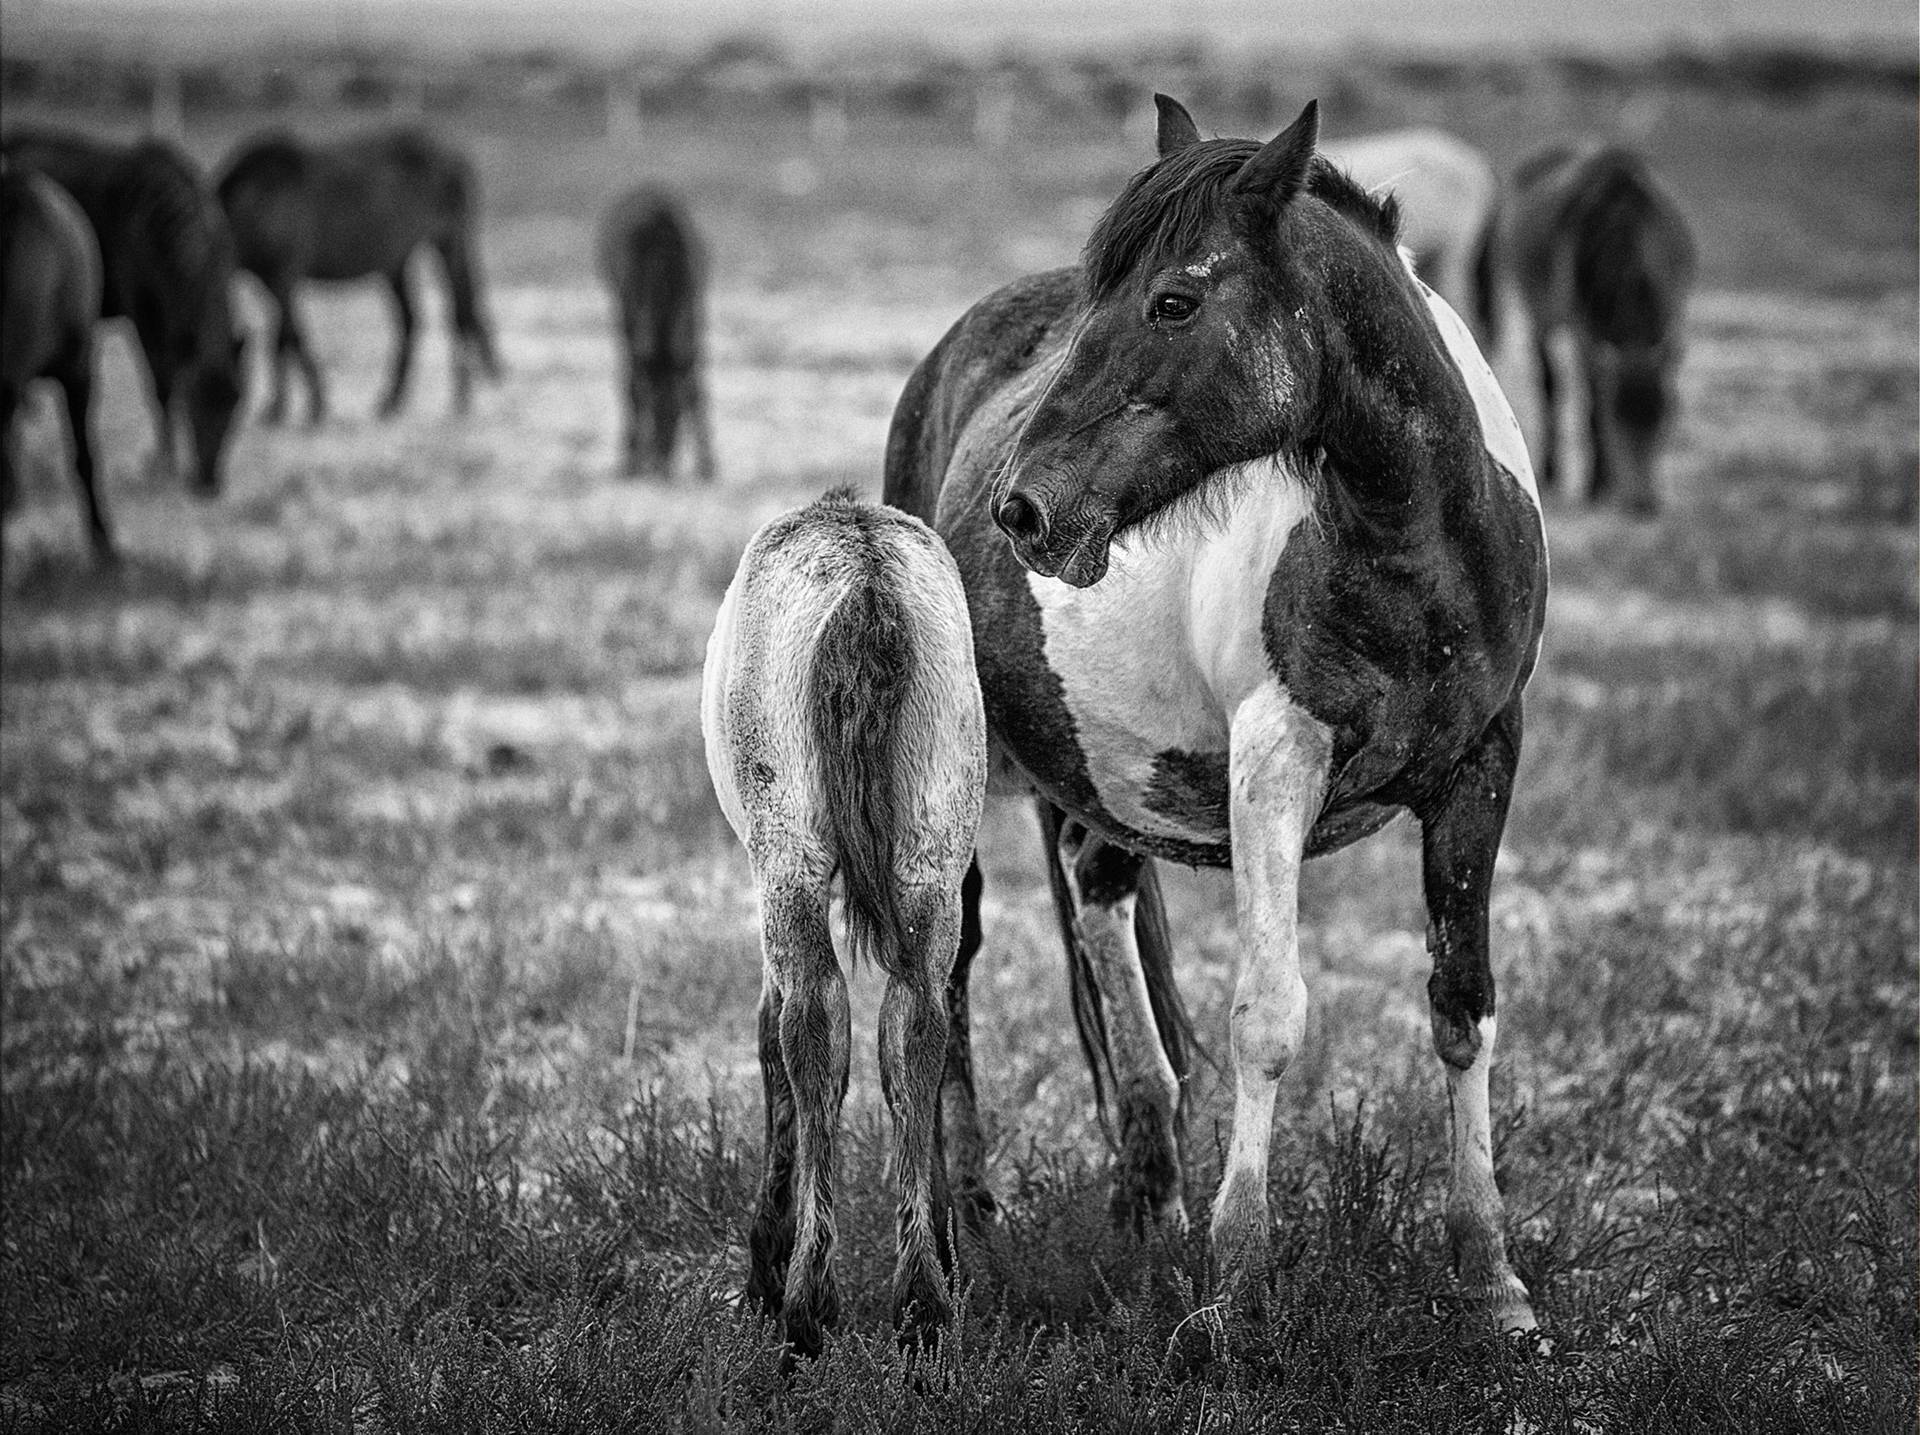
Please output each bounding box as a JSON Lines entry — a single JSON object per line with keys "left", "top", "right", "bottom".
{"left": 1324, "top": 127, "right": 1500, "bottom": 345}
{"left": 702, "top": 488, "right": 986, "bottom": 1361}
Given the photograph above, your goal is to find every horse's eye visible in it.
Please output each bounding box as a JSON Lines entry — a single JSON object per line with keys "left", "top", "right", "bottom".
{"left": 1151, "top": 293, "right": 1198, "bottom": 324}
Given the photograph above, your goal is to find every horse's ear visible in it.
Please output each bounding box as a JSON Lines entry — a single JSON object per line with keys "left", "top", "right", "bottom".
{"left": 1154, "top": 94, "right": 1203, "bottom": 157}
{"left": 1233, "top": 99, "right": 1320, "bottom": 209}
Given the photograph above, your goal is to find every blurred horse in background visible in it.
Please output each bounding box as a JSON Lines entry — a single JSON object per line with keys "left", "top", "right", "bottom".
{"left": 2, "top": 130, "right": 246, "bottom": 496}
{"left": 1323, "top": 127, "right": 1500, "bottom": 345}
{"left": 597, "top": 186, "right": 716, "bottom": 481}
{"left": 216, "top": 126, "right": 500, "bottom": 424}
{"left": 1498, "top": 144, "right": 1696, "bottom": 513}
{"left": 1, "top": 162, "right": 110, "bottom": 558}
{"left": 703, "top": 489, "right": 986, "bottom": 1360}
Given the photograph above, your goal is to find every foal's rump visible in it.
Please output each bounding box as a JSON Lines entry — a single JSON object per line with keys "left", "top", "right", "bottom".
{"left": 702, "top": 492, "right": 985, "bottom": 967}
{"left": 597, "top": 187, "right": 704, "bottom": 365}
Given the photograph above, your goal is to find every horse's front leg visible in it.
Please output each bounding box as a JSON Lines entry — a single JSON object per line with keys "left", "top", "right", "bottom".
{"left": 1209, "top": 685, "right": 1331, "bottom": 1287}
{"left": 1419, "top": 703, "right": 1538, "bottom": 1335}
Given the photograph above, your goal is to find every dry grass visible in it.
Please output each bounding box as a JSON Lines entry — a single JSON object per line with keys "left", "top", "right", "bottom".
{"left": 1, "top": 68, "right": 1915, "bottom": 1434}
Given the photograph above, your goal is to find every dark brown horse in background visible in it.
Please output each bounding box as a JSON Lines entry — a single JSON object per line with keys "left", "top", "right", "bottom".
{"left": 596, "top": 185, "right": 716, "bottom": 481}
{"left": 1, "top": 130, "right": 247, "bottom": 497}
{"left": 1, "top": 162, "right": 111, "bottom": 558}
{"left": 215, "top": 126, "right": 501, "bottom": 424}
{"left": 1498, "top": 144, "right": 1696, "bottom": 514}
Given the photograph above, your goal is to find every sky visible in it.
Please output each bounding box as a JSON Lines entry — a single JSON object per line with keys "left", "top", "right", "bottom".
{"left": 7, "top": 0, "right": 1916, "bottom": 57}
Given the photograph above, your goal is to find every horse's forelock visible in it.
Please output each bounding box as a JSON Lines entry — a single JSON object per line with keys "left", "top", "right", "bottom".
{"left": 1084, "top": 143, "right": 1404, "bottom": 299}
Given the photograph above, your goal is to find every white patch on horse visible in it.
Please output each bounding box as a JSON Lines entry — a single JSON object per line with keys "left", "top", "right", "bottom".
{"left": 1183, "top": 250, "right": 1228, "bottom": 279}
{"left": 1417, "top": 278, "right": 1541, "bottom": 513}
{"left": 1024, "top": 462, "right": 1313, "bottom": 845}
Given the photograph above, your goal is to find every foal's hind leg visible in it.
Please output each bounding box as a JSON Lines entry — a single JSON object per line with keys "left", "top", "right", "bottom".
{"left": 880, "top": 882, "right": 961, "bottom": 1339}
{"left": 755, "top": 877, "right": 850, "bottom": 1359}
{"left": 940, "top": 857, "right": 996, "bottom": 1229}
{"left": 1040, "top": 803, "right": 1187, "bottom": 1232}
{"left": 378, "top": 267, "right": 417, "bottom": 419}
{"left": 747, "top": 980, "right": 798, "bottom": 1319}
{"left": 1419, "top": 703, "right": 1537, "bottom": 1335}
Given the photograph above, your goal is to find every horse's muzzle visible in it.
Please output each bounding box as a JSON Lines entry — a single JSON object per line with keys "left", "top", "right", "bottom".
{"left": 994, "top": 487, "right": 1112, "bottom": 588}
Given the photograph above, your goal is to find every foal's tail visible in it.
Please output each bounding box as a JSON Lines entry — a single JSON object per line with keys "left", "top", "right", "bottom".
{"left": 436, "top": 164, "right": 501, "bottom": 379}
{"left": 810, "top": 559, "right": 915, "bottom": 976}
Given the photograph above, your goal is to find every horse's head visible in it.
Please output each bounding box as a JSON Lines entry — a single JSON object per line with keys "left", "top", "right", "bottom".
{"left": 998, "top": 97, "right": 1381, "bottom": 587}
{"left": 1596, "top": 337, "right": 1681, "bottom": 516}
{"left": 185, "top": 331, "right": 246, "bottom": 497}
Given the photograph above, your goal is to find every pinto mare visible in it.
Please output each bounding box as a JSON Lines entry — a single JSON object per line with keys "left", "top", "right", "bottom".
{"left": 596, "top": 186, "right": 716, "bottom": 481}
{"left": 1, "top": 165, "right": 110, "bottom": 557}
{"left": 215, "top": 126, "right": 501, "bottom": 423}
{"left": 1321, "top": 127, "right": 1499, "bottom": 345}
{"left": 703, "top": 490, "right": 986, "bottom": 1358}
{"left": 884, "top": 97, "right": 1548, "bottom": 1333}
{"left": 1500, "top": 144, "right": 1695, "bottom": 513}
{"left": 1, "top": 130, "right": 246, "bottom": 495}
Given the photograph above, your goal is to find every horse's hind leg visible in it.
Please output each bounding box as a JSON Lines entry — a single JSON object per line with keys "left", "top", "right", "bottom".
{"left": 56, "top": 362, "right": 114, "bottom": 562}
{"left": 757, "top": 876, "right": 850, "bottom": 1360}
{"left": 1533, "top": 333, "right": 1562, "bottom": 496}
{"left": 379, "top": 267, "right": 416, "bottom": 419}
{"left": 1041, "top": 802, "right": 1187, "bottom": 1233}
{"left": 684, "top": 367, "right": 717, "bottom": 483}
{"left": 941, "top": 856, "right": 995, "bottom": 1229}
{"left": 1581, "top": 343, "right": 1617, "bottom": 506}
{"left": 1419, "top": 703, "right": 1537, "bottom": 1336}
{"left": 880, "top": 881, "right": 961, "bottom": 1340}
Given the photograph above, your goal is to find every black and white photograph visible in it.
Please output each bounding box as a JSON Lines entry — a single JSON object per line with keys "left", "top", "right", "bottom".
{"left": 1, "top": 0, "right": 1913, "bottom": 1428}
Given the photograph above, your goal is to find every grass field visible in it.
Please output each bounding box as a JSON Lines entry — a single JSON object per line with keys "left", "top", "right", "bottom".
{"left": 2, "top": 56, "right": 1916, "bottom": 1433}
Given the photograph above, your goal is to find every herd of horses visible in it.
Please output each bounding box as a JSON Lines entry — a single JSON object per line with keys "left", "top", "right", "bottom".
{"left": 0, "top": 122, "right": 715, "bottom": 556}
{"left": 5, "top": 97, "right": 1699, "bottom": 1360}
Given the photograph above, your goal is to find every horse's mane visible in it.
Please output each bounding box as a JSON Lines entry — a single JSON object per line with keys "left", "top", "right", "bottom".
{"left": 1084, "top": 139, "right": 1401, "bottom": 298}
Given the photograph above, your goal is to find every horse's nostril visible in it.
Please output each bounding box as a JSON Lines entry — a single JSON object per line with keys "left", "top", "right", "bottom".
{"left": 996, "top": 491, "right": 1046, "bottom": 544}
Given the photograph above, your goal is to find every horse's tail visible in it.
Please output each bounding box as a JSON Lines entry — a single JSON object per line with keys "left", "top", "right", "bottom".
{"left": 809, "top": 518, "right": 915, "bottom": 976}
{"left": 1043, "top": 806, "right": 1198, "bottom": 1139}
{"left": 435, "top": 159, "right": 500, "bottom": 378}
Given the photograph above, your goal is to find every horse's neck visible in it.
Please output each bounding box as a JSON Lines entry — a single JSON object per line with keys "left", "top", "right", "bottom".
{"left": 1319, "top": 253, "right": 1489, "bottom": 505}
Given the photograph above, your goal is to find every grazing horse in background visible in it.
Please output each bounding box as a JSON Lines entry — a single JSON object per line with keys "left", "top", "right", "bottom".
{"left": 884, "top": 96, "right": 1548, "bottom": 1333}
{"left": 1, "top": 164, "right": 110, "bottom": 558}
{"left": 2, "top": 130, "right": 246, "bottom": 496}
{"left": 1498, "top": 144, "right": 1696, "bottom": 514}
{"left": 215, "top": 126, "right": 501, "bottom": 424}
{"left": 597, "top": 185, "right": 717, "bottom": 481}
{"left": 702, "top": 488, "right": 986, "bottom": 1359}
{"left": 1322, "top": 127, "right": 1500, "bottom": 346}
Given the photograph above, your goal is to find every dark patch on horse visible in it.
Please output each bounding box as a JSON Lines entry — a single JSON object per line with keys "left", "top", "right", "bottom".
{"left": 1143, "top": 748, "right": 1230, "bottom": 835}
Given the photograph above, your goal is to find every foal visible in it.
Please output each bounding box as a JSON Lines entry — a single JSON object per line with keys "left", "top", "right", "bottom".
{"left": 702, "top": 489, "right": 986, "bottom": 1358}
